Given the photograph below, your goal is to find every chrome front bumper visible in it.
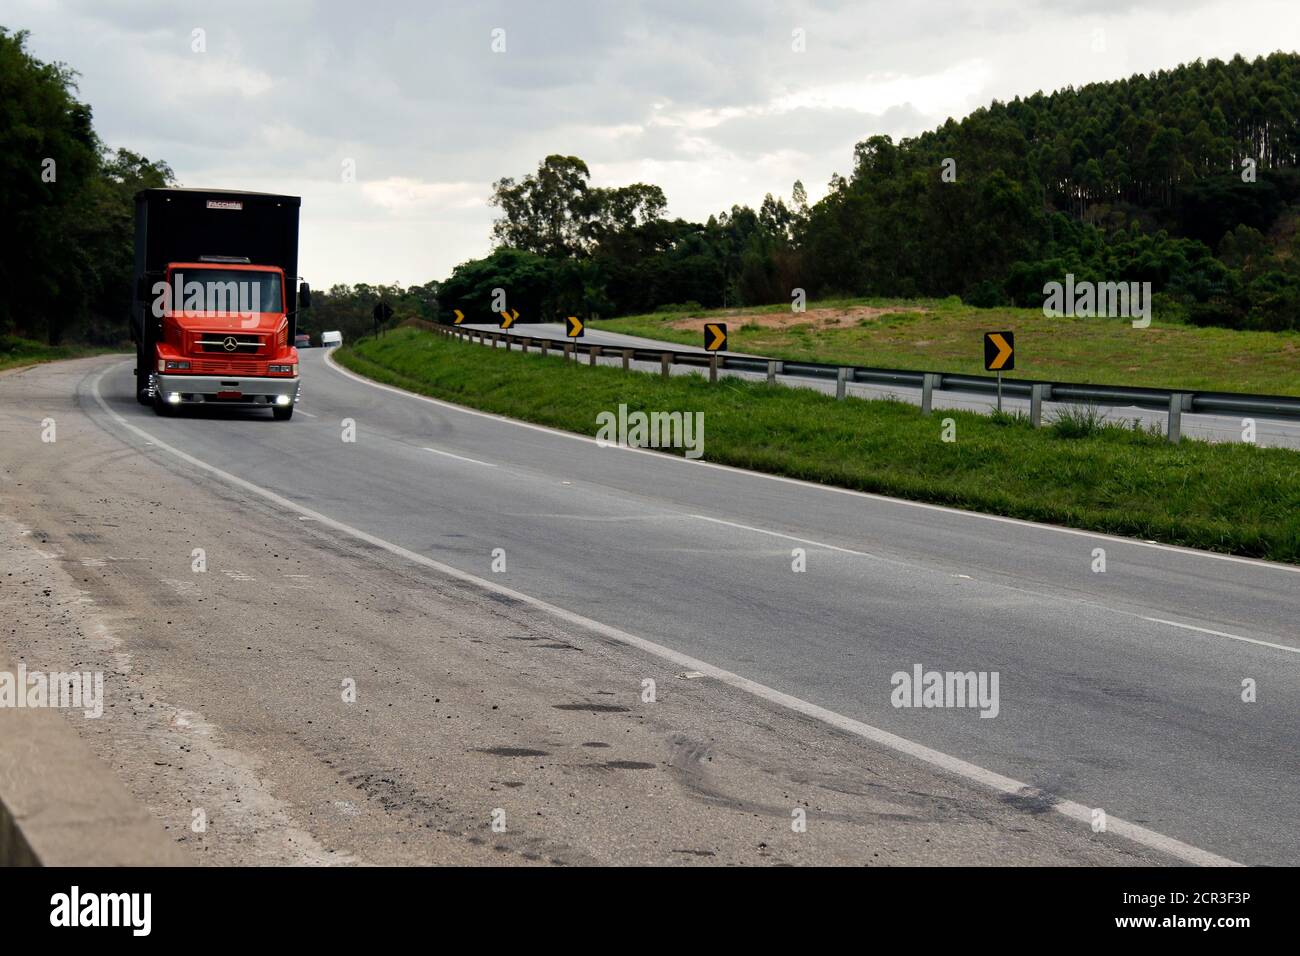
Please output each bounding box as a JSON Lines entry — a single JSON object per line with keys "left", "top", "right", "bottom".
{"left": 154, "top": 373, "right": 300, "bottom": 406}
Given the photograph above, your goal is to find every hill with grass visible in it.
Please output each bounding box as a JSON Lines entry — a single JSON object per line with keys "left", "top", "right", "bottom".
{"left": 428, "top": 53, "right": 1300, "bottom": 334}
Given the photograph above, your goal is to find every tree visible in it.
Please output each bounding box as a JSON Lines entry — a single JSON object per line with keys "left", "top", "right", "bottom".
{"left": 490, "top": 155, "right": 593, "bottom": 258}
{"left": 0, "top": 29, "right": 176, "bottom": 344}
{"left": 0, "top": 28, "right": 97, "bottom": 342}
{"left": 436, "top": 248, "right": 559, "bottom": 323}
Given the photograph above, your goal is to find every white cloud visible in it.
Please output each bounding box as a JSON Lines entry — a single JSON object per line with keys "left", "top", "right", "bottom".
{"left": 770, "top": 60, "right": 994, "bottom": 120}
{"left": 361, "top": 178, "right": 487, "bottom": 215}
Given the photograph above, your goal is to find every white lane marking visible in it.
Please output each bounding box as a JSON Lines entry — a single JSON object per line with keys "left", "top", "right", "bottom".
{"left": 1141, "top": 617, "right": 1300, "bottom": 655}
{"left": 296, "top": 409, "right": 318, "bottom": 418}
{"left": 91, "top": 361, "right": 1238, "bottom": 867}
{"left": 322, "top": 350, "right": 1300, "bottom": 577}
{"left": 696, "top": 513, "right": 1297, "bottom": 654}
{"left": 691, "top": 513, "right": 896, "bottom": 562}
{"left": 524, "top": 513, "right": 665, "bottom": 522}
{"left": 423, "top": 446, "right": 496, "bottom": 468}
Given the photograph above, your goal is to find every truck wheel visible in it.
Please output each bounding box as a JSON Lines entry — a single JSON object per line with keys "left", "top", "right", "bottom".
{"left": 272, "top": 405, "right": 294, "bottom": 421}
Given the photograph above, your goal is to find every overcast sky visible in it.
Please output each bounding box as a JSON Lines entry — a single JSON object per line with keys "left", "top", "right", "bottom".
{"left": 7, "top": 0, "right": 1300, "bottom": 287}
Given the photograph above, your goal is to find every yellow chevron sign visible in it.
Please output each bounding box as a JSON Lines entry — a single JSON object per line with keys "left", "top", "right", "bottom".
{"left": 704, "top": 323, "right": 727, "bottom": 352}
{"left": 499, "top": 309, "right": 519, "bottom": 330}
{"left": 984, "top": 331, "right": 1014, "bottom": 371}
{"left": 566, "top": 315, "right": 584, "bottom": 337}
{"left": 453, "top": 309, "right": 465, "bottom": 324}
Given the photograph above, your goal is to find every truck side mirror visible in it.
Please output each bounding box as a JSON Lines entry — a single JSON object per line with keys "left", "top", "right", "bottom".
{"left": 298, "top": 282, "right": 312, "bottom": 309}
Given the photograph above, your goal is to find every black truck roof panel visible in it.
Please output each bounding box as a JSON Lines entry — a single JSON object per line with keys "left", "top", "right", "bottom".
{"left": 135, "top": 187, "right": 301, "bottom": 205}
{"left": 134, "top": 188, "right": 301, "bottom": 280}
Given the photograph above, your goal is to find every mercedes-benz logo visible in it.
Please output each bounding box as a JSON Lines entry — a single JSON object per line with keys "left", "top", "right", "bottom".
{"left": 222, "top": 336, "right": 239, "bottom": 352}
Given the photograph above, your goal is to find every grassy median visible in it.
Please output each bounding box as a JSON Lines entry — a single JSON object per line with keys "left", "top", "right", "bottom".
{"left": 338, "top": 327, "right": 1300, "bottom": 563}
{"left": 599, "top": 297, "right": 1300, "bottom": 397}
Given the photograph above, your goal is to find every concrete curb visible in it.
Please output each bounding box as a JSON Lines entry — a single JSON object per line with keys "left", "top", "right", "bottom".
{"left": 0, "top": 656, "right": 190, "bottom": 865}
{"left": 0, "top": 522, "right": 190, "bottom": 867}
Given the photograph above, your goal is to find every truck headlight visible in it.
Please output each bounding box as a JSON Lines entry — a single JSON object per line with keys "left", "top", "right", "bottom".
{"left": 163, "top": 360, "right": 190, "bottom": 371}
{"left": 268, "top": 364, "right": 296, "bottom": 374}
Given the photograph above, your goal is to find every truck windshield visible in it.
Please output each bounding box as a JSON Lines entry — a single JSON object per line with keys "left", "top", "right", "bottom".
{"left": 170, "top": 269, "right": 283, "bottom": 315}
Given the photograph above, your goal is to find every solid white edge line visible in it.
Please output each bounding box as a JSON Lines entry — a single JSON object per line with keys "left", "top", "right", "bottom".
{"left": 424, "top": 446, "right": 497, "bottom": 467}
{"left": 1141, "top": 617, "right": 1300, "bottom": 655}
{"left": 322, "top": 347, "right": 1300, "bottom": 577}
{"left": 90, "top": 360, "right": 1238, "bottom": 867}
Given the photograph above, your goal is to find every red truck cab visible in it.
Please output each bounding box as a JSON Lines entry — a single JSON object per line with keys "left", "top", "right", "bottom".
{"left": 150, "top": 261, "right": 300, "bottom": 419}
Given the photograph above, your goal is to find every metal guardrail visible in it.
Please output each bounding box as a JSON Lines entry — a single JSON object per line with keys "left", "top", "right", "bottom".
{"left": 433, "top": 325, "right": 1300, "bottom": 433}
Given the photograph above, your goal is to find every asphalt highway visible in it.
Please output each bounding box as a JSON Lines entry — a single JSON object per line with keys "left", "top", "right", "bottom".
{"left": 70, "top": 348, "right": 1300, "bottom": 866}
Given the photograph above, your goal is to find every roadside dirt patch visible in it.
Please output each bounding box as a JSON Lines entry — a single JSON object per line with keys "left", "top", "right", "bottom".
{"left": 670, "top": 305, "right": 928, "bottom": 332}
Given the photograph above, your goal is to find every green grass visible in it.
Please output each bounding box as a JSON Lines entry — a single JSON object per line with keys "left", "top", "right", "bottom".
{"left": 597, "top": 296, "right": 1300, "bottom": 397}
{"left": 338, "top": 327, "right": 1300, "bottom": 564}
{"left": 0, "top": 335, "right": 120, "bottom": 372}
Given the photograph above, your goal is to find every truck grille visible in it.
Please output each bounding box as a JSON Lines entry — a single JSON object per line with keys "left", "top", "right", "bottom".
{"left": 195, "top": 333, "right": 265, "bottom": 354}
{"left": 189, "top": 358, "right": 264, "bottom": 374}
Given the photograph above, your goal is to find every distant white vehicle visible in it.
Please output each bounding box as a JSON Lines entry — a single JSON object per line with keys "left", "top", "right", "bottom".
{"left": 320, "top": 330, "right": 343, "bottom": 347}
